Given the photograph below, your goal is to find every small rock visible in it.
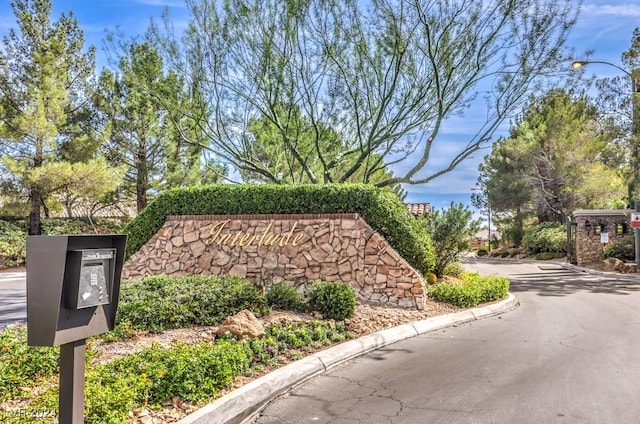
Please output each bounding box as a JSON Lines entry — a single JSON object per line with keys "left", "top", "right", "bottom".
{"left": 216, "top": 310, "right": 265, "bottom": 340}
{"left": 622, "top": 263, "right": 637, "bottom": 274}
{"left": 603, "top": 257, "right": 623, "bottom": 272}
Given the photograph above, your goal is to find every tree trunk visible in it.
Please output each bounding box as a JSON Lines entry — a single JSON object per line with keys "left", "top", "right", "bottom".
{"left": 136, "top": 184, "right": 147, "bottom": 212}
{"left": 29, "top": 186, "right": 42, "bottom": 235}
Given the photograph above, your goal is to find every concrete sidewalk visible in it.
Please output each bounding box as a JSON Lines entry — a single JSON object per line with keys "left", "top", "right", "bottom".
{"left": 178, "top": 294, "right": 519, "bottom": 424}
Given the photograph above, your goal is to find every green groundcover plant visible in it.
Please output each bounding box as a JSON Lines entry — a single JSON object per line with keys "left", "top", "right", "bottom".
{"left": 0, "top": 320, "right": 353, "bottom": 424}
{"left": 426, "top": 272, "right": 510, "bottom": 308}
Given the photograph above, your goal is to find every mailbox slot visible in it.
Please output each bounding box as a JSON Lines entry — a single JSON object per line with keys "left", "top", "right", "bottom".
{"left": 64, "top": 249, "right": 116, "bottom": 310}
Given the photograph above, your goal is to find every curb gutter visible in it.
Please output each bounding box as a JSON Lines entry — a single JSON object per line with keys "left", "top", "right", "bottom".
{"left": 177, "top": 293, "right": 519, "bottom": 424}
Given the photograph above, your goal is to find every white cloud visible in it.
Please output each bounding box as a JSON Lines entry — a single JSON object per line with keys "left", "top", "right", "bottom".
{"left": 581, "top": 3, "right": 640, "bottom": 18}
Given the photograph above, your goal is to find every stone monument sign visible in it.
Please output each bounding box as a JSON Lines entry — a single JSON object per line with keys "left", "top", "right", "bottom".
{"left": 123, "top": 213, "right": 427, "bottom": 309}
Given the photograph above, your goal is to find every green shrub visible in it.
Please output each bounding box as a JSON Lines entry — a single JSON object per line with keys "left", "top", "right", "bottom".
{"left": 85, "top": 370, "right": 151, "bottom": 424}
{"left": 426, "top": 272, "right": 510, "bottom": 308}
{"left": 117, "top": 275, "right": 268, "bottom": 332}
{"left": 425, "top": 272, "right": 437, "bottom": 285}
{"left": 305, "top": 281, "right": 357, "bottom": 320}
{"left": 0, "top": 218, "right": 124, "bottom": 269}
{"left": 443, "top": 262, "right": 465, "bottom": 278}
{"left": 602, "top": 237, "right": 634, "bottom": 262}
{"left": 0, "top": 220, "right": 26, "bottom": 268}
{"left": 476, "top": 248, "right": 488, "bottom": 257}
{"left": 41, "top": 219, "right": 88, "bottom": 235}
{"left": 419, "top": 202, "right": 479, "bottom": 277}
{"left": 120, "top": 184, "right": 436, "bottom": 274}
{"left": 522, "top": 222, "right": 567, "bottom": 254}
{"left": 266, "top": 283, "right": 305, "bottom": 312}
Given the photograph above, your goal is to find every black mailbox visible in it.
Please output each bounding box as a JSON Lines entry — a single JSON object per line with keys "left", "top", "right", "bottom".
{"left": 26, "top": 235, "right": 127, "bottom": 347}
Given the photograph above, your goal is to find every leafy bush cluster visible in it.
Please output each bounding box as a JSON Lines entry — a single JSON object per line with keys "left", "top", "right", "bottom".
{"left": 0, "top": 320, "right": 353, "bottom": 424}
{"left": 534, "top": 252, "right": 566, "bottom": 260}
{"left": 522, "top": 222, "right": 567, "bottom": 254}
{"left": 121, "top": 184, "right": 436, "bottom": 274}
{"left": 96, "top": 338, "right": 250, "bottom": 405}
{"left": 0, "top": 220, "right": 26, "bottom": 268}
{"left": 305, "top": 281, "right": 357, "bottom": 320}
{"left": 418, "top": 202, "right": 479, "bottom": 277}
{"left": 426, "top": 272, "right": 510, "bottom": 308}
{"left": 265, "top": 283, "right": 306, "bottom": 312}
{"left": 117, "top": 275, "right": 269, "bottom": 333}
{"left": 488, "top": 247, "right": 524, "bottom": 258}
{"left": 602, "top": 237, "right": 635, "bottom": 262}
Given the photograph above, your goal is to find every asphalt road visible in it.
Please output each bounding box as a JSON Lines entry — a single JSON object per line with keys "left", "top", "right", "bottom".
{"left": 251, "top": 259, "right": 640, "bottom": 424}
{"left": 0, "top": 271, "right": 26, "bottom": 330}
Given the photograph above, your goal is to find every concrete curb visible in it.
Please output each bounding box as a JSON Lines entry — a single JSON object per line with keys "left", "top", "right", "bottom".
{"left": 177, "top": 293, "right": 519, "bottom": 424}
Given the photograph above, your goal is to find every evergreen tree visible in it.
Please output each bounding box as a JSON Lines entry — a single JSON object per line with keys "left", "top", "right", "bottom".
{"left": 0, "top": 0, "right": 101, "bottom": 233}
{"left": 479, "top": 89, "right": 625, "bottom": 228}
{"left": 96, "top": 37, "right": 224, "bottom": 212}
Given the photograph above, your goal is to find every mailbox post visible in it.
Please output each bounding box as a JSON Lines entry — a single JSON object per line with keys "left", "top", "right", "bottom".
{"left": 26, "top": 235, "right": 127, "bottom": 424}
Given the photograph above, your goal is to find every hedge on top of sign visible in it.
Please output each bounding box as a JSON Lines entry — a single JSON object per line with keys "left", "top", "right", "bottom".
{"left": 120, "top": 184, "right": 436, "bottom": 275}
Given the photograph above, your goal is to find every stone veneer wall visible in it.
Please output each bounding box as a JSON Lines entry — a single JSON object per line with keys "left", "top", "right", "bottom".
{"left": 574, "top": 209, "right": 633, "bottom": 266}
{"left": 123, "top": 214, "right": 427, "bottom": 310}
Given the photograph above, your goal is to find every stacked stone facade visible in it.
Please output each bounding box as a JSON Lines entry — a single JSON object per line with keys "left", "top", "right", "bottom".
{"left": 123, "top": 214, "right": 427, "bottom": 309}
{"left": 573, "top": 209, "right": 633, "bottom": 266}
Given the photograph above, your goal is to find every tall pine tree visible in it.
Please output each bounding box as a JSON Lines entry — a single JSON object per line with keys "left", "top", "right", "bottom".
{"left": 0, "top": 0, "right": 98, "bottom": 234}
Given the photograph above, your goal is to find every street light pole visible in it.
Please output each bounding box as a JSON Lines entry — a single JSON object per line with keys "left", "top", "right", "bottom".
{"left": 572, "top": 60, "right": 640, "bottom": 267}
{"left": 471, "top": 186, "right": 491, "bottom": 250}
{"left": 487, "top": 201, "right": 492, "bottom": 250}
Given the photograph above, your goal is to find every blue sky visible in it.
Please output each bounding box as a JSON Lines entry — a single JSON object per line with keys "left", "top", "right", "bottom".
{"left": 1, "top": 1, "right": 639, "bottom": 214}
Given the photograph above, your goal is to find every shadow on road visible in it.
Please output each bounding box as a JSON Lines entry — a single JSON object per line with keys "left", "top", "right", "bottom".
{"left": 464, "top": 256, "right": 640, "bottom": 297}
{"left": 509, "top": 269, "right": 640, "bottom": 297}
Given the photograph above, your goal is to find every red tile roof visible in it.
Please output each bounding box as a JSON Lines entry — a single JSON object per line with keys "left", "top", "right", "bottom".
{"left": 406, "top": 202, "right": 432, "bottom": 216}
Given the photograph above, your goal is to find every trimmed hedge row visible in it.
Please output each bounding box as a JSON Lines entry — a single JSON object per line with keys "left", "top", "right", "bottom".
{"left": 121, "top": 184, "right": 435, "bottom": 274}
